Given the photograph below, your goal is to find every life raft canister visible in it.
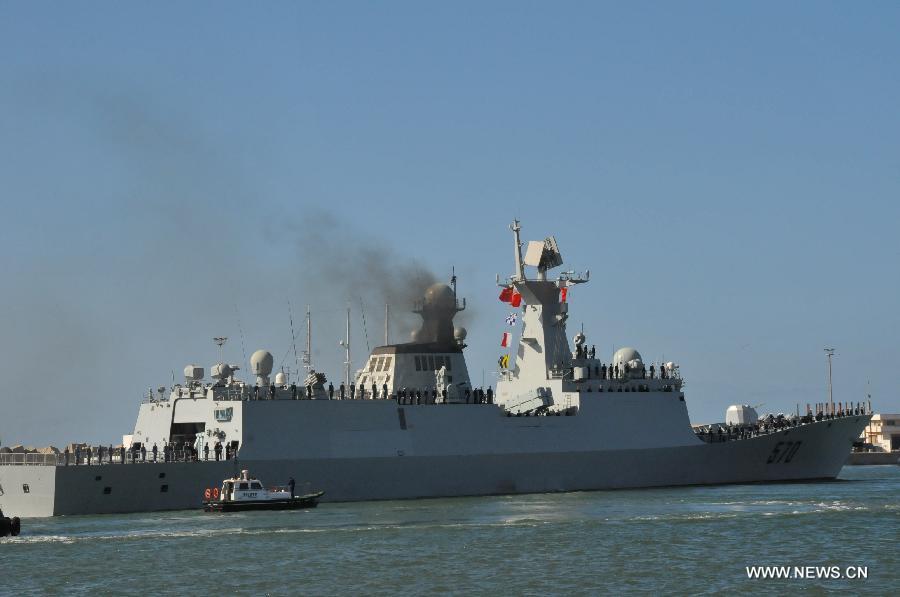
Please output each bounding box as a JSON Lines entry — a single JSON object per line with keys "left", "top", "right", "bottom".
{"left": 212, "top": 487, "right": 220, "bottom": 499}
{"left": 204, "top": 488, "right": 211, "bottom": 500}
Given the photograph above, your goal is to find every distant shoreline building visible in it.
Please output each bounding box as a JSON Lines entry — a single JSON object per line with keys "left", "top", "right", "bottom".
{"left": 860, "top": 414, "right": 900, "bottom": 452}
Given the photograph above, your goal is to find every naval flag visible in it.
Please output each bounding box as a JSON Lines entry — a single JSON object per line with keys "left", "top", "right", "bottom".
{"left": 499, "top": 287, "right": 513, "bottom": 303}
{"left": 498, "top": 354, "right": 510, "bottom": 369}
{"left": 510, "top": 291, "right": 522, "bottom": 307}
{"left": 560, "top": 287, "right": 568, "bottom": 303}
{"left": 500, "top": 332, "right": 511, "bottom": 347}
{"left": 505, "top": 313, "right": 518, "bottom": 326}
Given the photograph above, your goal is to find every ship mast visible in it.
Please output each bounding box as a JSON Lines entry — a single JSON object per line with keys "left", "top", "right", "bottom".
{"left": 302, "top": 305, "right": 312, "bottom": 373}
{"left": 340, "top": 306, "right": 351, "bottom": 387}
{"left": 510, "top": 219, "right": 525, "bottom": 282}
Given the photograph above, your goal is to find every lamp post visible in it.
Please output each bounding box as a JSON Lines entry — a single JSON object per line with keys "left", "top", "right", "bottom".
{"left": 824, "top": 347, "right": 835, "bottom": 415}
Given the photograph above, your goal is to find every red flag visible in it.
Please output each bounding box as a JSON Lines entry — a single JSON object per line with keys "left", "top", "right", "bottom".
{"left": 499, "top": 287, "right": 513, "bottom": 303}
{"left": 501, "top": 332, "right": 511, "bottom": 347}
{"left": 510, "top": 292, "right": 522, "bottom": 307}
{"left": 560, "top": 288, "right": 568, "bottom": 303}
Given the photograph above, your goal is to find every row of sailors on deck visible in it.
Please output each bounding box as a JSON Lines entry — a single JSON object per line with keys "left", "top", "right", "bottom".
{"left": 64, "top": 440, "right": 241, "bottom": 465}
{"left": 317, "top": 382, "right": 493, "bottom": 404}
{"left": 248, "top": 381, "right": 492, "bottom": 402}
{"left": 395, "top": 386, "right": 494, "bottom": 405}
{"left": 576, "top": 361, "right": 674, "bottom": 381}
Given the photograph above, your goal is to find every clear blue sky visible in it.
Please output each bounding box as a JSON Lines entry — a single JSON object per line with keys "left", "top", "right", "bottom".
{"left": 2, "top": 1, "right": 899, "bottom": 446}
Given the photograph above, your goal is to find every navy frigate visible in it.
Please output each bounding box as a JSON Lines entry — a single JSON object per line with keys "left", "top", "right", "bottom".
{"left": 0, "top": 221, "right": 870, "bottom": 517}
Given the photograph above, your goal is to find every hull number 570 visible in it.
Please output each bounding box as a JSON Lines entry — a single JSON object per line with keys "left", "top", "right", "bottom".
{"left": 767, "top": 441, "right": 802, "bottom": 464}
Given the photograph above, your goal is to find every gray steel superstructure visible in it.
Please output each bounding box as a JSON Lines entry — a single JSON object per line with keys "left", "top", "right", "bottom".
{"left": 0, "top": 221, "right": 870, "bottom": 517}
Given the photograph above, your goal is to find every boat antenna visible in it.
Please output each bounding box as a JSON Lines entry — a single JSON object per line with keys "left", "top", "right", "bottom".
{"left": 384, "top": 303, "right": 390, "bottom": 345}
{"left": 288, "top": 300, "right": 300, "bottom": 374}
{"left": 234, "top": 304, "right": 247, "bottom": 367}
{"left": 359, "top": 296, "right": 370, "bottom": 353}
{"left": 451, "top": 266, "right": 457, "bottom": 299}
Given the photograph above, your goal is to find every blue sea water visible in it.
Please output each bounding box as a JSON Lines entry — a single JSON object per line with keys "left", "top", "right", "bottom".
{"left": 2, "top": 466, "right": 898, "bottom": 595}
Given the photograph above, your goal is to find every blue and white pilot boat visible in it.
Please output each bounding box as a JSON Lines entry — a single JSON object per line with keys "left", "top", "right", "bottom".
{"left": 203, "top": 470, "right": 323, "bottom": 512}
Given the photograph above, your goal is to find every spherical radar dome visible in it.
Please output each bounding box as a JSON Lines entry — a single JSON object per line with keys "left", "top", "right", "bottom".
{"left": 423, "top": 283, "right": 456, "bottom": 310}
{"left": 250, "top": 349, "right": 274, "bottom": 376}
{"left": 612, "top": 347, "right": 643, "bottom": 367}
{"left": 454, "top": 327, "right": 467, "bottom": 341}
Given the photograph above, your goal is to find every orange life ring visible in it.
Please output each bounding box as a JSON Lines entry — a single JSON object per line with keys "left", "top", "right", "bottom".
{"left": 204, "top": 488, "right": 211, "bottom": 500}
{"left": 212, "top": 487, "right": 220, "bottom": 499}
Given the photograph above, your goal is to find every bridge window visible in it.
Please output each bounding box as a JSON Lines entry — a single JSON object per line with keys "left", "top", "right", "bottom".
{"left": 415, "top": 356, "right": 422, "bottom": 371}
{"left": 445, "top": 357, "right": 452, "bottom": 371}
{"left": 384, "top": 357, "right": 392, "bottom": 370}
{"left": 428, "top": 356, "right": 435, "bottom": 371}
{"left": 251, "top": 482, "right": 263, "bottom": 490}
{"left": 103, "top": 487, "right": 112, "bottom": 495}
{"left": 239, "top": 482, "right": 249, "bottom": 491}
{"left": 160, "top": 484, "right": 168, "bottom": 493}
{"left": 22, "top": 484, "right": 30, "bottom": 493}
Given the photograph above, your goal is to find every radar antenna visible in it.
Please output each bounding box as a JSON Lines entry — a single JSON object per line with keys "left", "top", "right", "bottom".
{"left": 213, "top": 337, "right": 228, "bottom": 364}
{"left": 523, "top": 236, "right": 563, "bottom": 281}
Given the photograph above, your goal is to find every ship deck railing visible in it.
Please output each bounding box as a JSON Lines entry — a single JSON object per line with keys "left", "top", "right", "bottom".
{"left": 0, "top": 453, "right": 62, "bottom": 466}
{"left": 0, "top": 451, "right": 241, "bottom": 466}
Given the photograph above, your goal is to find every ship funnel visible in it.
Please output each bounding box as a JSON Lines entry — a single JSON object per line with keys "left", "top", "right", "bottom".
{"left": 409, "top": 283, "right": 464, "bottom": 348}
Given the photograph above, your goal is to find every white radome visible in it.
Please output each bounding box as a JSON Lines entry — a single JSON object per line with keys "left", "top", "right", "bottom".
{"left": 250, "top": 350, "right": 274, "bottom": 376}
{"left": 725, "top": 404, "right": 759, "bottom": 426}
{"left": 612, "top": 347, "right": 642, "bottom": 367}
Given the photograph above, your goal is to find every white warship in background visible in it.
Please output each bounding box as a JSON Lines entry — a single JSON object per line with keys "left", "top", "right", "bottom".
{"left": 0, "top": 221, "right": 871, "bottom": 517}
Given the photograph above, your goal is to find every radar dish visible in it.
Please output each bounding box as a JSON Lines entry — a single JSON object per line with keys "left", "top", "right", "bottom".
{"left": 523, "top": 236, "right": 563, "bottom": 271}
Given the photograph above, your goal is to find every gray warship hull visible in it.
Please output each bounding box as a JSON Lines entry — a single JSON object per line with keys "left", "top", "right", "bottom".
{"left": 0, "top": 398, "right": 869, "bottom": 518}
{"left": 0, "top": 220, "right": 870, "bottom": 518}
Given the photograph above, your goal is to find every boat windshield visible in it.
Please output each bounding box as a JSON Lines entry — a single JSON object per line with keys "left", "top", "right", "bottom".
{"left": 250, "top": 482, "right": 263, "bottom": 490}
{"left": 238, "top": 482, "right": 249, "bottom": 490}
